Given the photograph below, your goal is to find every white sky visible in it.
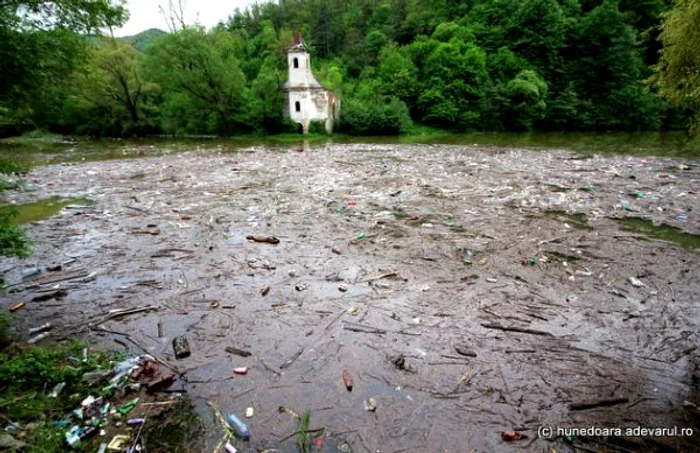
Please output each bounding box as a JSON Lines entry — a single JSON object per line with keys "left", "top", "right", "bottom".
{"left": 114, "top": 0, "right": 262, "bottom": 36}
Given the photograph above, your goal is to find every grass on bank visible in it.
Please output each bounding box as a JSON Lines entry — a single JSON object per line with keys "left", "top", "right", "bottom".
{"left": 0, "top": 313, "right": 117, "bottom": 451}
{"left": 0, "top": 157, "right": 31, "bottom": 266}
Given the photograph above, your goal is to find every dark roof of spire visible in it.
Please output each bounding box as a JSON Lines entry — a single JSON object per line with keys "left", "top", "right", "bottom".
{"left": 287, "top": 29, "right": 309, "bottom": 52}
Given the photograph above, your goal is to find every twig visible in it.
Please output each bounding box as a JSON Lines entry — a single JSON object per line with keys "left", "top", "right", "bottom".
{"left": 439, "top": 354, "right": 472, "bottom": 361}
{"left": 231, "top": 387, "right": 254, "bottom": 401}
{"left": 481, "top": 323, "right": 552, "bottom": 336}
{"left": 0, "top": 392, "right": 37, "bottom": 408}
{"left": 261, "top": 359, "right": 282, "bottom": 377}
{"left": 671, "top": 345, "right": 697, "bottom": 363}
{"left": 358, "top": 272, "right": 399, "bottom": 283}
{"left": 0, "top": 412, "right": 19, "bottom": 428}
{"left": 280, "top": 347, "right": 304, "bottom": 369}
{"left": 89, "top": 326, "right": 182, "bottom": 376}
{"left": 569, "top": 397, "right": 629, "bottom": 411}
{"left": 452, "top": 365, "right": 475, "bottom": 393}
{"left": 626, "top": 397, "right": 655, "bottom": 409}
{"left": 129, "top": 400, "right": 152, "bottom": 451}
{"left": 482, "top": 307, "right": 502, "bottom": 318}
{"left": 5, "top": 271, "right": 90, "bottom": 289}
{"left": 537, "top": 235, "right": 567, "bottom": 246}
{"left": 342, "top": 322, "right": 387, "bottom": 334}
{"left": 141, "top": 400, "right": 180, "bottom": 406}
{"left": 89, "top": 306, "right": 158, "bottom": 327}
{"left": 279, "top": 427, "right": 326, "bottom": 443}
{"left": 323, "top": 310, "right": 345, "bottom": 332}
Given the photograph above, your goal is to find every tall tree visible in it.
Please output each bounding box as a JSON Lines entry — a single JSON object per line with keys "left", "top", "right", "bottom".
{"left": 416, "top": 38, "right": 489, "bottom": 130}
{"left": 655, "top": 0, "right": 700, "bottom": 138}
{"left": 71, "top": 41, "right": 156, "bottom": 135}
{"left": 142, "top": 28, "right": 248, "bottom": 136}
{"left": 0, "top": 0, "right": 127, "bottom": 134}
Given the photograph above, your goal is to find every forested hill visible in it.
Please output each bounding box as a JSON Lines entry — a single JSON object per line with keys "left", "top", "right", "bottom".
{"left": 0, "top": 0, "right": 697, "bottom": 138}
{"left": 117, "top": 28, "right": 167, "bottom": 52}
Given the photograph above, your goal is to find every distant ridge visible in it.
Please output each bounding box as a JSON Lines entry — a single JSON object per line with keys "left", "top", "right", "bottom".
{"left": 117, "top": 28, "right": 167, "bottom": 51}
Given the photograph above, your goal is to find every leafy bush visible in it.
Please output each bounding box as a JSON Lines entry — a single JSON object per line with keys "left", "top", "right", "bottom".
{"left": 307, "top": 120, "right": 328, "bottom": 134}
{"left": 0, "top": 339, "right": 112, "bottom": 421}
{"left": 0, "top": 160, "right": 30, "bottom": 261}
{"left": 339, "top": 96, "right": 412, "bottom": 136}
{"left": 0, "top": 211, "right": 29, "bottom": 258}
{"left": 0, "top": 313, "right": 13, "bottom": 349}
{"left": 0, "top": 158, "right": 28, "bottom": 177}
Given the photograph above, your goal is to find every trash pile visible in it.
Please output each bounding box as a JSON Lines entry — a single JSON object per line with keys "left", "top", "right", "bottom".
{"left": 2, "top": 142, "right": 698, "bottom": 451}
{"left": 55, "top": 355, "right": 179, "bottom": 451}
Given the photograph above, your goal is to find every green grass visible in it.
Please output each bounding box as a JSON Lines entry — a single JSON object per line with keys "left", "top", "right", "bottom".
{"left": 296, "top": 410, "right": 325, "bottom": 453}
{"left": 0, "top": 332, "right": 115, "bottom": 452}
{"left": 0, "top": 156, "right": 31, "bottom": 277}
{"left": 0, "top": 313, "right": 13, "bottom": 348}
{"left": 617, "top": 217, "right": 700, "bottom": 250}
{"left": 0, "top": 130, "right": 66, "bottom": 145}
{"left": 0, "top": 210, "right": 30, "bottom": 259}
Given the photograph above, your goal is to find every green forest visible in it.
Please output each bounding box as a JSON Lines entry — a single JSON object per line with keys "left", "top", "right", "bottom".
{"left": 1, "top": 0, "right": 699, "bottom": 138}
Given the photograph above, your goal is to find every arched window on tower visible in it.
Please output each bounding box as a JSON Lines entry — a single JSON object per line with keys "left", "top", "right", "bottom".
{"left": 293, "top": 57, "right": 299, "bottom": 68}
{"left": 295, "top": 101, "right": 301, "bottom": 112}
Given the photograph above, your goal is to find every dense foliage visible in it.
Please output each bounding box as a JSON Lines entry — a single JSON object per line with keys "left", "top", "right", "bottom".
{"left": 655, "top": 0, "right": 700, "bottom": 139}
{"left": 0, "top": 158, "right": 30, "bottom": 261}
{"left": 0, "top": 0, "right": 698, "bottom": 137}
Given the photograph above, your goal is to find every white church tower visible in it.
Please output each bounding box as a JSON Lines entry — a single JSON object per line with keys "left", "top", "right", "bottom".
{"left": 283, "top": 31, "right": 338, "bottom": 134}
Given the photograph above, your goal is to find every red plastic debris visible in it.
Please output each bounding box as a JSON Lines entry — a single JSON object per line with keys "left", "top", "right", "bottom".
{"left": 502, "top": 431, "right": 528, "bottom": 441}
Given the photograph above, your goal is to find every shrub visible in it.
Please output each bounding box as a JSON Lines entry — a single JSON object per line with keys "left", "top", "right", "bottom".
{"left": 307, "top": 120, "right": 328, "bottom": 134}
{"left": 338, "top": 96, "right": 412, "bottom": 136}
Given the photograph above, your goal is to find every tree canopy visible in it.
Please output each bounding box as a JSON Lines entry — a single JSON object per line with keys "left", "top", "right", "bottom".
{"left": 0, "top": 0, "right": 127, "bottom": 135}
{"left": 0, "top": 0, "right": 697, "bottom": 138}
{"left": 655, "top": 0, "right": 700, "bottom": 138}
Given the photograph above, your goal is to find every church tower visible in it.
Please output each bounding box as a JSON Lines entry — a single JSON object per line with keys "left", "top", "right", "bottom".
{"left": 283, "top": 31, "right": 338, "bottom": 134}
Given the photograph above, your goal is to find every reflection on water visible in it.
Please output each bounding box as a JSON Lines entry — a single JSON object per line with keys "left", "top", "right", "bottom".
{"left": 0, "top": 131, "right": 695, "bottom": 167}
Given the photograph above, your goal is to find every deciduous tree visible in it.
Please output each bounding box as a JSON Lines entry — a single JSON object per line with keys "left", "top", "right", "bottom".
{"left": 655, "top": 0, "right": 700, "bottom": 137}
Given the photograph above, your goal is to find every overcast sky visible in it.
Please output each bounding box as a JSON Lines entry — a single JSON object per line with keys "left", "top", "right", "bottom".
{"left": 114, "top": 0, "right": 262, "bottom": 36}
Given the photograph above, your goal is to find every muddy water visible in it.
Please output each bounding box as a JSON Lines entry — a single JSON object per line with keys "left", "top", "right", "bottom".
{"left": 0, "top": 138, "right": 699, "bottom": 452}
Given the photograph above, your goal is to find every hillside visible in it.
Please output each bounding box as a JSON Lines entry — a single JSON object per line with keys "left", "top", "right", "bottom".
{"left": 118, "top": 28, "right": 167, "bottom": 51}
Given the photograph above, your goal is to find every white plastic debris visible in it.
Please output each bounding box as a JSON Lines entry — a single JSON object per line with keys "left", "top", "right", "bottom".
{"left": 629, "top": 276, "right": 646, "bottom": 287}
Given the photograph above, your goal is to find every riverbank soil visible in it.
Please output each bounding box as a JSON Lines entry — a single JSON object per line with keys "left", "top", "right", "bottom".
{"left": 1, "top": 143, "right": 699, "bottom": 452}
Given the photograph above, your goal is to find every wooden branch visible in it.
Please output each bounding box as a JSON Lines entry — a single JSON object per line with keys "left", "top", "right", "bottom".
{"left": 569, "top": 397, "right": 629, "bottom": 411}
{"left": 481, "top": 323, "right": 552, "bottom": 336}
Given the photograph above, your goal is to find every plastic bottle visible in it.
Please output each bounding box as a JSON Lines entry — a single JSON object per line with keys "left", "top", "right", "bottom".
{"left": 29, "top": 323, "right": 52, "bottom": 334}
{"left": 118, "top": 397, "right": 139, "bottom": 415}
{"left": 226, "top": 413, "right": 251, "bottom": 440}
{"left": 49, "top": 382, "right": 66, "bottom": 398}
{"left": 21, "top": 267, "right": 41, "bottom": 279}
{"left": 27, "top": 332, "right": 49, "bottom": 344}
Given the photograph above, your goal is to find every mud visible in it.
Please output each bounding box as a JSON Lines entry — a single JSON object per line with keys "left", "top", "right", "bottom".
{"left": 1, "top": 142, "right": 699, "bottom": 452}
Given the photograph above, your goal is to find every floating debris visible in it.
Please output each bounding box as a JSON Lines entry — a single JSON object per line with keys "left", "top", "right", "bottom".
{"left": 246, "top": 234, "right": 279, "bottom": 244}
